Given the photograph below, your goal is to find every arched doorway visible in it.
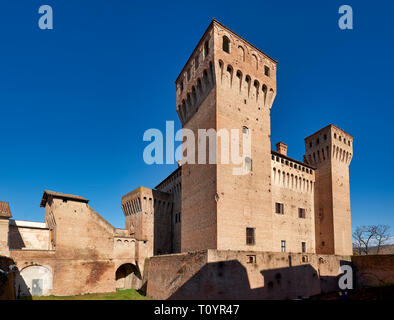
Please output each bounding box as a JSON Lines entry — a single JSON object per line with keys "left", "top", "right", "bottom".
{"left": 14, "top": 265, "right": 52, "bottom": 297}
{"left": 115, "top": 263, "right": 141, "bottom": 290}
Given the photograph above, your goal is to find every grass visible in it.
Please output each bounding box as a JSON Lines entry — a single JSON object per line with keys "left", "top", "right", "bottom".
{"left": 31, "top": 289, "right": 150, "bottom": 300}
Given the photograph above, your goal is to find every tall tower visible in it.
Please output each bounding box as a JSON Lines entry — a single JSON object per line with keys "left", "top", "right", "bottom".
{"left": 175, "top": 20, "right": 277, "bottom": 252}
{"left": 304, "top": 125, "right": 353, "bottom": 256}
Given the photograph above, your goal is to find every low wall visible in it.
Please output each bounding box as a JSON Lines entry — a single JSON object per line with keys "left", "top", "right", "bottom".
{"left": 145, "top": 250, "right": 351, "bottom": 300}
{"left": 352, "top": 255, "right": 394, "bottom": 288}
{"left": 10, "top": 250, "right": 117, "bottom": 297}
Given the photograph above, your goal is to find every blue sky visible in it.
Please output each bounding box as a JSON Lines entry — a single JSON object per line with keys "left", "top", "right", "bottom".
{"left": 0, "top": 1, "right": 393, "bottom": 232}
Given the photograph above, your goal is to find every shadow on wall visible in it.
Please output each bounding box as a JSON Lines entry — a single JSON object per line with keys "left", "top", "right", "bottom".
{"left": 0, "top": 256, "right": 31, "bottom": 300}
{"left": 169, "top": 259, "right": 350, "bottom": 300}
{"left": 8, "top": 224, "right": 26, "bottom": 249}
{"left": 116, "top": 263, "right": 142, "bottom": 290}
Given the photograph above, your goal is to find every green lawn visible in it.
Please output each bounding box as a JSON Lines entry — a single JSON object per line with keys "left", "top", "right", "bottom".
{"left": 31, "top": 289, "right": 150, "bottom": 300}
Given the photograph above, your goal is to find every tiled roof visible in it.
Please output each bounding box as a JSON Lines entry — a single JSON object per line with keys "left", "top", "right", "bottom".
{"left": 0, "top": 201, "right": 12, "bottom": 218}
{"left": 40, "top": 190, "right": 89, "bottom": 207}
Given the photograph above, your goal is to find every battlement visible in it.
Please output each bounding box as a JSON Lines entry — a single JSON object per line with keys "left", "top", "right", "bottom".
{"left": 304, "top": 124, "right": 353, "bottom": 167}
{"left": 175, "top": 19, "right": 277, "bottom": 126}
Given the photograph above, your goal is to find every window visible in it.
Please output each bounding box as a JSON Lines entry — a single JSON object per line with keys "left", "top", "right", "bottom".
{"left": 245, "top": 157, "right": 252, "bottom": 172}
{"left": 302, "top": 242, "right": 306, "bottom": 253}
{"left": 264, "top": 65, "right": 270, "bottom": 77}
{"left": 334, "top": 133, "right": 337, "bottom": 139}
{"left": 309, "top": 142, "right": 312, "bottom": 148}
{"left": 324, "top": 134, "right": 327, "bottom": 140}
{"left": 316, "top": 138, "right": 319, "bottom": 145}
{"left": 204, "top": 40, "right": 209, "bottom": 57}
{"left": 247, "top": 255, "right": 256, "bottom": 264}
{"left": 175, "top": 212, "right": 181, "bottom": 223}
{"left": 246, "top": 228, "right": 255, "bottom": 245}
{"left": 298, "top": 208, "right": 306, "bottom": 218}
{"left": 222, "top": 36, "right": 230, "bottom": 53}
{"left": 187, "top": 67, "right": 191, "bottom": 81}
{"left": 275, "top": 202, "right": 284, "bottom": 214}
{"left": 242, "top": 126, "right": 249, "bottom": 134}
{"left": 195, "top": 54, "right": 199, "bottom": 69}
{"left": 281, "top": 240, "right": 286, "bottom": 252}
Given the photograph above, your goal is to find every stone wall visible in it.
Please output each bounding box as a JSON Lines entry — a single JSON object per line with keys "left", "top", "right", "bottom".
{"left": 145, "top": 249, "right": 350, "bottom": 300}
{"left": 8, "top": 195, "right": 139, "bottom": 297}
{"left": 0, "top": 218, "right": 9, "bottom": 256}
{"left": 352, "top": 255, "right": 394, "bottom": 288}
{"left": 271, "top": 155, "right": 316, "bottom": 253}
{"left": 8, "top": 220, "right": 50, "bottom": 250}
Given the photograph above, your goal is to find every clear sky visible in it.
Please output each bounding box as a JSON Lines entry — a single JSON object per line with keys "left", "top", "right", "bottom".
{"left": 0, "top": 1, "right": 393, "bottom": 232}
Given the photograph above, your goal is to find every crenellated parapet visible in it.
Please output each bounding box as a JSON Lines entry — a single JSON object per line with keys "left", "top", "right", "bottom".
{"left": 304, "top": 124, "right": 353, "bottom": 167}
{"left": 175, "top": 19, "right": 277, "bottom": 126}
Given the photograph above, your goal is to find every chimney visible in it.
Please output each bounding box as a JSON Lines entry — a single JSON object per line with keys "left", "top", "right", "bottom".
{"left": 276, "top": 142, "right": 288, "bottom": 156}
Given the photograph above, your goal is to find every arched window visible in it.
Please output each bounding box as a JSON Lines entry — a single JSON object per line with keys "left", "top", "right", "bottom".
{"left": 179, "top": 80, "right": 184, "bottom": 93}
{"left": 182, "top": 100, "right": 186, "bottom": 119}
{"left": 197, "top": 78, "right": 203, "bottom": 94}
{"left": 242, "top": 126, "right": 249, "bottom": 134}
{"left": 203, "top": 69, "right": 209, "bottom": 87}
{"left": 223, "top": 36, "right": 230, "bottom": 53}
{"left": 254, "top": 80, "right": 260, "bottom": 101}
{"left": 192, "top": 86, "right": 197, "bottom": 105}
{"left": 209, "top": 61, "right": 214, "bottom": 82}
{"left": 252, "top": 54, "right": 258, "bottom": 69}
{"left": 218, "top": 60, "right": 224, "bottom": 83}
{"left": 236, "top": 70, "right": 242, "bottom": 92}
{"left": 194, "top": 54, "right": 199, "bottom": 69}
{"left": 226, "top": 65, "right": 233, "bottom": 87}
{"left": 238, "top": 45, "right": 245, "bottom": 61}
{"left": 204, "top": 40, "right": 209, "bottom": 57}
{"left": 262, "top": 84, "right": 267, "bottom": 105}
{"left": 245, "top": 75, "right": 251, "bottom": 97}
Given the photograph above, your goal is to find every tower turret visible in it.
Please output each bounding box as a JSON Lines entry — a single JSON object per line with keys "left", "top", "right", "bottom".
{"left": 304, "top": 124, "right": 353, "bottom": 256}
{"left": 175, "top": 19, "right": 277, "bottom": 252}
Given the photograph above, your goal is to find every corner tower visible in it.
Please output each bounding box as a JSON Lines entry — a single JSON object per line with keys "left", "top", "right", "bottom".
{"left": 304, "top": 125, "right": 353, "bottom": 256}
{"left": 175, "top": 19, "right": 277, "bottom": 252}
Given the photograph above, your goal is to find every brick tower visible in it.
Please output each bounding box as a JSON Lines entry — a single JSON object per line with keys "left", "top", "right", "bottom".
{"left": 175, "top": 20, "right": 277, "bottom": 252}
{"left": 304, "top": 125, "right": 353, "bottom": 256}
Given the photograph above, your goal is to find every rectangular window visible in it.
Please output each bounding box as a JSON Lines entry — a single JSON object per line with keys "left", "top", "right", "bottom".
{"left": 298, "top": 208, "right": 306, "bottom": 218}
{"left": 175, "top": 212, "right": 181, "bottom": 223}
{"left": 245, "top": 157, "right": 252, "bottom": 172}
{"left": 246, "top": 228, "right": 255, "bottom": 245}
{"left": 275, "top": 202, "right": 284, "bottom": 214}
{"left": 281, "top": 240, "right": 286, "bottom": 252}
{"left": 264, "top": 65, "right": 270, "bottom": 77}
{"left": 247, "top": 255, "right": 256, "bottom": 264}
{"left": 302, "top": 242, "right": 306, "bottom": 253}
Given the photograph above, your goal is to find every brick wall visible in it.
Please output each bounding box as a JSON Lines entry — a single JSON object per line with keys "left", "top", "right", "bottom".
{"left": 145, "top": 249, "right": 350, "bottom": 300}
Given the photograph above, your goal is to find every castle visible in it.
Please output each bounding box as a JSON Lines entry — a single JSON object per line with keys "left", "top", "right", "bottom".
{"left": 0, "top": 19, "right": 353, "bottom": 299}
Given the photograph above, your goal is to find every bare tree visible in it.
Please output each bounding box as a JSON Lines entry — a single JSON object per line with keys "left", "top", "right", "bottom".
{"left": 373, "top": 225, "right": 391, "bottom": 254}
{"left": 353, "top": 227, "right": 364, "bottom": 255}
{"left": 353, "top": 225, "right": 392, "bottom": 255}
{"left": 352, "top": 226, "right": 376, "bottom": 255}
